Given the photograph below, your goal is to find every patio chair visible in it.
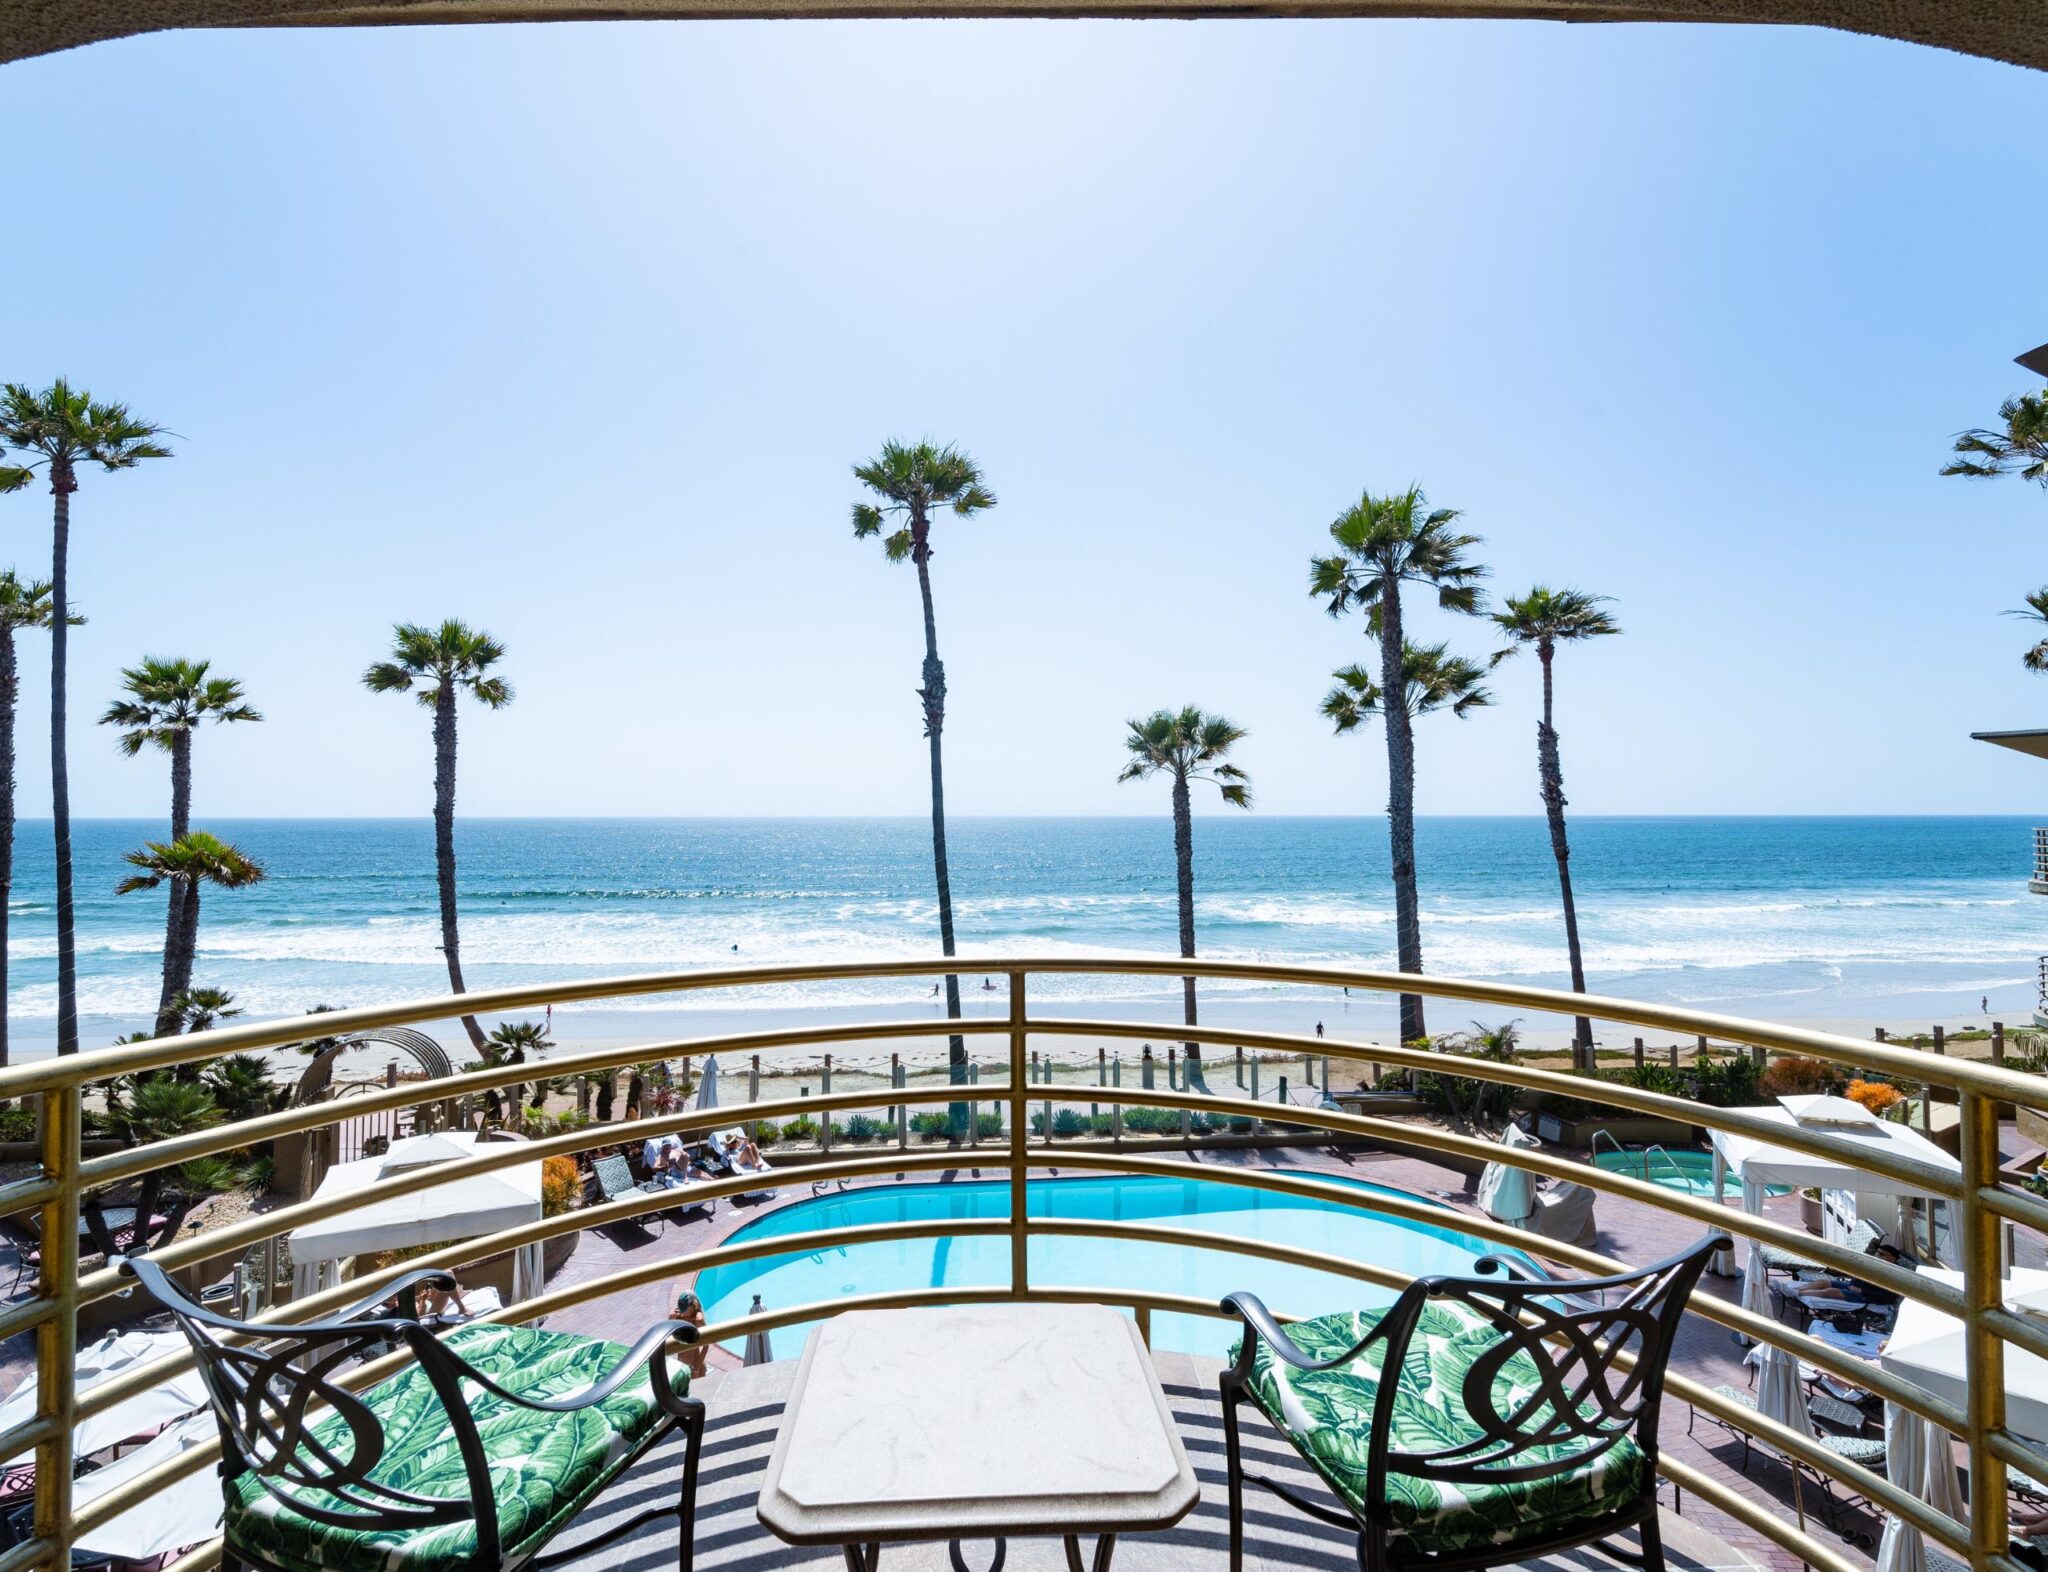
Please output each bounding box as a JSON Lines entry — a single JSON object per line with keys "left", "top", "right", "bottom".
{"left": 591, "top": 1154, "right": 672, "bottom": 1236}
{"left": 116, "top": 1255, "right": 707, "bottom": 1572}
{"left": 1219, "top": 1233, "right": 1723, "bottom": 1572}
{"left": 0, "top": 1216, "right": 39, "bottom": 1298}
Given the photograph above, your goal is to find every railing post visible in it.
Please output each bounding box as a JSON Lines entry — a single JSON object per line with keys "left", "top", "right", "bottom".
{"left": 1008, "top": 971, "right": 1028, "bottom": 1300}
{"left": 1959, "top": 1088, "right": 2008, "bottom": 1572}
{"left": 1992, "top": 1021, "right": 2005, "bottom": 1064}
{"left": 1633, "top": 1037, "right": 1645, "bottom": 1071}
{"left": 820, "top": 1054, "right": 833, "bottom": 1154}
{"left": 33, "top": 1084, "right": 80, "bottom": 1568}
{"left": 894, "top": 1060, "right": 908, "bottom": 1151}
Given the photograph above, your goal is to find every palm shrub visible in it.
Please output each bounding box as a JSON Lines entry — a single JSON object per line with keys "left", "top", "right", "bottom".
{"left": 1052, "top": 1108, "right": 1086, "bottom": 1138}
{"left": 0, "top": 381, "right": 170, "bottom": 1056}
{"left": 843, "top": 1113, "right": 882, "bottom": 1144}
{"left": 364, "top": 621, "right": 511, "bottom": 1051}
{"left": 203, "top": 1054, "right": 280, "bottom": 1122}
{"left": 1491, "top": 589, "right": 1617, "bottom": 1065}
{"left": 851, "top": 440, "right": 996, "bottom": 1139}
{"left": 1311, "top": 486, "right": 1487, "bottom": 1043}
{"left": 1117, "top": 707, "right": 1251, "bottom": 1071}
{"left": 909, "top": 1111, "right": 950, "bottom": 1142}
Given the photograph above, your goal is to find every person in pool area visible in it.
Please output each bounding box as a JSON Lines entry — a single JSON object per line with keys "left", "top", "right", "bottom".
{"left": 671, "top": 1289, "right": 709, "bottom": 1379}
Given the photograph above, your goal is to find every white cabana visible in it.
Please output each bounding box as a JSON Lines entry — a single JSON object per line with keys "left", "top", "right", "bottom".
{"left": 289, "top": 1131, "right": 546, "bottom": 1306}
{"left": 0, "top": 1328, "right": 207, "bottom": 1464}
{"left": 71, "top": 1412, "right": 222, "bottom": 1560}
{"left": 1476, "top": 1124, "right": 1541, "bottom": 1226}
{"left": 1708, "top": 1103, "right": 1961, "bottom": 1307}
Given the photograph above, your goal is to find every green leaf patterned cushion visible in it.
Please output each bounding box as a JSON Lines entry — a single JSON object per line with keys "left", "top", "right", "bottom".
{"left": 1234, "top": 1298, "right": 1648, "bottom": 1556}
{"left": 225, "top": 1321, "right": 681, "bottom": 1572}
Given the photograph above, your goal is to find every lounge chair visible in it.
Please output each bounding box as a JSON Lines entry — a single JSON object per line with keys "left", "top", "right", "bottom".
{"left": 1759, "top": 1218, "right": 1883, "bottom": 1278}
{"left": 1218, "top": 1233, "right": 1722, "bottom": 1572}
{"left": 592, "top": 1154, "right": 675, "bottom": 1235}
{"left": 711, "top": 1129, "right": 774, "bottom": 1196}
{"left": 117, "top": 1254, "right": 706, "bottom": 1572}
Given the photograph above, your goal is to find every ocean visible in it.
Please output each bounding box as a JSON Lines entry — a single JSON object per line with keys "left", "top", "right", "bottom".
{"left": 2, "top": 815, "right": 2041, "bottom": 1058}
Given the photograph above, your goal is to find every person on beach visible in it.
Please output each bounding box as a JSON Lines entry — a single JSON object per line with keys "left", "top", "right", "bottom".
{"left": 671, "top": 1289, "right": 709, "bottom": 1379}
{"left": 1315, "top": 1021, "right": 1324, "bottom": 1039}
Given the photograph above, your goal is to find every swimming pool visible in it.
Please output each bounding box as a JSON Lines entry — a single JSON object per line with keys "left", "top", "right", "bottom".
{"left": 1592, "top": 1148, "right": 1789, "bottom": 1200}
{"left": 690, "top": 1171, "right": 1531, "bottom": 1360}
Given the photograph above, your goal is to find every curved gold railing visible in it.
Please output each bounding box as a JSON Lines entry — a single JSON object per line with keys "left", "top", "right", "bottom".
{"left": 0, "top": 956, "right": 2040, "bottom": 1572}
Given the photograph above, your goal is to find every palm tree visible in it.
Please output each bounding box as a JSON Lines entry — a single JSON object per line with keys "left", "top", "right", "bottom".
{"left": 0, "top": 574, "right": 67, "bottom": 1073}
{"left": 1117, "top": 708, "right": 1251, "bottom": 1072}
{"left": 851, "top": 441, "right": 996, "bottom": 1135}
{"left": 1943, "top": 389, "right": 2048, "bottom": 487}
{"left": 364, "top": 621, "right": 512, "bottom": 1052}
{"left": 1492, "top": 587, "right": 1619, "bottom": 1067}
{"left": 487, "top": 1018, "right": 554, "bottom": 1112}
{"left": 0, "top": 382, "right": 170, "bottom": 1055}
{"left": 102, "top": 657, "right": 261, "bottom": 1033}
{"left": 115, "top": 832, "right": 266, "bottom": 1036}
{"left": 2007, "top": 589, "right": 2048, "bottom": 670}
{"left": 1310, "top": 488, "right": 1487, "bottom": 1042}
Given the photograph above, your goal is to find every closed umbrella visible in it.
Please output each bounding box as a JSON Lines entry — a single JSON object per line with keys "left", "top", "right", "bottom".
{"left": 0, "top": 1329, "right": 208, "bottom": 1463}
{"left": 1476, "top": 1124, "right": 1541, "bottom": 1227}
{"left": 1875, "top": 1401, "right": 1968, "bottom": 1572}
{"left": 71, "top": 1413, "right": 222, "bottom": 1560}
{"left": 1749, "top": 1342, "right": 1817, "bottom": 1440}
{"left": 696, "top": 1058, "right": 720, "bottom": 1113}
{"left": 742, "top": 1294, "right": 771, "bottom": 1366}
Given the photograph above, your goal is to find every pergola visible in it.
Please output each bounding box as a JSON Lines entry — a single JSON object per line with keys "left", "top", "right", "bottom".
{"left": 4, "top": 0, "right": 2046, "bottom": 75}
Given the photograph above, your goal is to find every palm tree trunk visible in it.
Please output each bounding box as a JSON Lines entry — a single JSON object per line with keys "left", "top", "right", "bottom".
{"left": 162, "top": 880, "right": 199, "bottom": 1019}
{"left": 49, "top": 465, "right": 78, "bottom": 1056}
{"left": 1172, "top": 768, "right": 1199, "bottom": 1066}
{"left": 0, "top": 626, "right": 15, "bottom": 1074}
{"left": 433, "top": 687, "right": 487, "bottom": 1051}
{"left": 1536, "top": 643, "right": 1594, "bottom": 1065}
{"left": 1377, "top": 576, "right": 1426, "bottom": 1043}
{"left": 911, "top": 530, "right": 969, "bottom": 1140}
{"left": 155, "top": 731, "right": 193, "bottom": 1033}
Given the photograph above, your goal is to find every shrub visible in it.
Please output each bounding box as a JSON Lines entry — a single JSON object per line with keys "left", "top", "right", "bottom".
{"left": 843, "top": 1114, "right": 881, "bottom": 1144}
{"left": 752, "top": 1120, "right": 781, "bottom": 1147}
{"left": 1052, "top": 1108, "right": 1086, "bottom": 1138}
{"left": 1845, "top": 1079, "right": 1904, "bottom": 1117}
{"left": 1089, "top": 1112, "right": 1116, "bottom": 1136}
{"left": 974, "top": 1111, "right": 1004, "bottom": 1138}
{"left": 174, "top": 1157, "right": 240, "bottom": 1194}
{"left": 0, "top": 1107, "right": 35, "bottom": 1142}
{"left": 875, "top": 1121, "right": 897, "bottom": 1141}
{"left": 541, "top": 1155, "right": 581, "bottom": 1217}
{"left": 1760, "top": 1055, "right": 1836, "bottom": 1098}
{"left": 1692, "top": 1056, "right": 1761, "bottom": 1108}
{"left": 909, "top": 1112, "right": 950, "bottom": 1142}
{"left": 781, "top": 1115, "right": 819, "bottom": 1143}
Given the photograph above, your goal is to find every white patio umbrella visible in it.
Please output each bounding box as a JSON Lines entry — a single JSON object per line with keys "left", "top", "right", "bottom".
{"left": 1475, "top": 1123, "right": 1541, "bottom": 1226}
{"left": 70, "top": 1412, "right": 223, "bottom": 1560}
{"left": 0, "top": 1328, "right": 208, "bottom": 1463}
{"left": 695, "top": 1057, "right": 720, "bottom": 1112}
{"left": 289, "top": 1131, "right": 547, "bottom": 1306}
{"left": 1872, "top": 1265, "right": 2048, "bottom": 1572}
{"left": 1708, "top": 1104, "right": 1960, "bottom": 1305}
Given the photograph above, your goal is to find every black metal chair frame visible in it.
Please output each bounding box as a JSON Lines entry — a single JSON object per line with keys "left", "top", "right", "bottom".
{"left": 118, "top": 1256, "right": 707, "bottom": 1572}
{"left": 1219, "top": 1234, "right": 1724, "bottom": 1572}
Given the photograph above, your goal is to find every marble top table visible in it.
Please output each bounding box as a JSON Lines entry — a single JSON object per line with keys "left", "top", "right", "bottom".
{"left": 756, "top": 1303, "right": 1200, "bottom": 1571}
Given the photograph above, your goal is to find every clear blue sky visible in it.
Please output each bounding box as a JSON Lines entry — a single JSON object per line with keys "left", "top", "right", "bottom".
{"left": 1, "top": 15, "right": 2044, "bottom": 820}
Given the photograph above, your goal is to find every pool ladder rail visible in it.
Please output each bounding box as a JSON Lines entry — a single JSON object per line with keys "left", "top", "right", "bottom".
{"left": 1590, "top": 1128, "right": 1696, "bottom": 1190}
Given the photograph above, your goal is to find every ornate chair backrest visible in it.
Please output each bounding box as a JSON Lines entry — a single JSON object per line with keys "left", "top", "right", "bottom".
{"left": 1365, "top": 1235, "right": 1722, "bottom": 1509}
{"left": 120, "top": 1256, "right": 504, "bottom": 1566}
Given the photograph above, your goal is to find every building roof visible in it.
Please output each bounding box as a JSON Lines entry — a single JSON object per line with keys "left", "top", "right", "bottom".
{"left": 6, "top": 0, "right": 2048, "bottom": 71}
{"left": 1972, "top": 728, "right": 2048, "bottom": 761}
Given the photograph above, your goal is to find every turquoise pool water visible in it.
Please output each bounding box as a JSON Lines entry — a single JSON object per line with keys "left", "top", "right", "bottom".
{"left": 1592, "top": 1148, "right": 1788, "bottom": 1200}
{"left": 691, "top": 1172, "right": 1529, "bottom": 1360}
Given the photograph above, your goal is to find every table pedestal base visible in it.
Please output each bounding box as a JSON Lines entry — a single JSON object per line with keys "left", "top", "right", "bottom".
{"left": 839, "top": 1534, "right": 1120, "bottom": 1571}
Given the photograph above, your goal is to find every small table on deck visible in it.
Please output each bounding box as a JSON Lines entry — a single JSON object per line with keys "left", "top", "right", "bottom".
{"left": 757, "top": 1303, "right": 1200, "bottom": 1572}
